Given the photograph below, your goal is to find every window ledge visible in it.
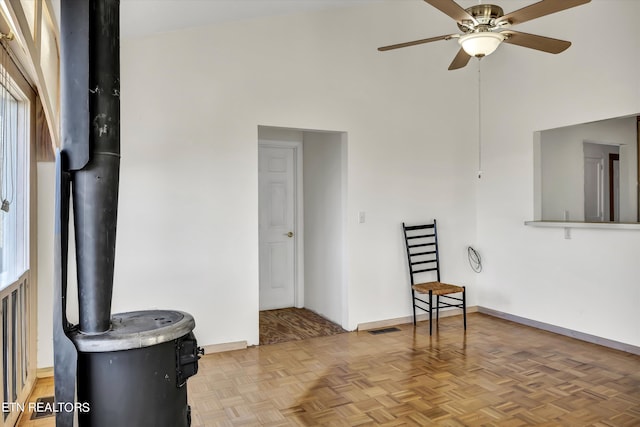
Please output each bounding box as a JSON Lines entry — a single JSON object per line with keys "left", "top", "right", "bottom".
{"left": 525, "top": 221, "right": 640, "bottom": 230}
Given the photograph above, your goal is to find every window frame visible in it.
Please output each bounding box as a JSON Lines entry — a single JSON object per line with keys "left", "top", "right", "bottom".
{"left": 0, "top": 80, "right": 29, "bottom": 289}
{"left": 0, "top": 37, "right": 36, "bottom": 427}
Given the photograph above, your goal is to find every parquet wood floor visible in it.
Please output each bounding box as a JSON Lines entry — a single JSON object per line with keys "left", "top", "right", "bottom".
{"left": 260, "top": 308, "right": 347, "bottom": 345}
{"left": 18, "top": 313, "right": 640, "bottom": 426}
{"left": 190, "top": 313, "right": 639, "bottom": 426}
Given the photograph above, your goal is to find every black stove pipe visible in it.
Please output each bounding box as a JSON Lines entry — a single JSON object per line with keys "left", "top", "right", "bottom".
{"left": 55, "top": 1, "right": 121, "bottom": 425}
{"left": 64, "top": 0, "right": 120, "bottom": 335}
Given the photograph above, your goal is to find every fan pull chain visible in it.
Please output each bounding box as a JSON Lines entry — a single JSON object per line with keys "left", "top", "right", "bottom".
{"left": 477, "top": 58, "right": 482, "bottom": 179}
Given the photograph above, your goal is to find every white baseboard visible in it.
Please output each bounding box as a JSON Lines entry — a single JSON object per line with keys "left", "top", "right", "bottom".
{"left": 357, "top": 306, "right": 478, "bottom": 331}
{"left": 478, "top": 307, "right": 640, "bottom": 356}
{"left": 38, "top": 308, "right": 636, "bottom": 372}
{"left": 37, "top": 367, "right": 54, "bottom": 378}
{"left": 201, "top": 340, "right": 247, "bottom": 354}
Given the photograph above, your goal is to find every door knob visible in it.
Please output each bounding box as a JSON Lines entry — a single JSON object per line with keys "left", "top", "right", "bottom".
{"left": 286, "top": 231, "right": 294, "bottom": 238}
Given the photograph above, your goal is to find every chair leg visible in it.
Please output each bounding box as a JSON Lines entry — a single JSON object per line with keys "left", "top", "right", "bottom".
{"left": 428, "top": 290, "right": 433, "bottom": 336}
{"left": 462, "top": 286, "right": 467, "bottom": 330}
{"left": 411, "top": 290, "right": 417, "bottom": 326}
{"left": 436, "top": 295, "right": 440, "bottom": 323}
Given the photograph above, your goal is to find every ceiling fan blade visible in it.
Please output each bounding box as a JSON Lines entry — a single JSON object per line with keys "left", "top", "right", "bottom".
{"left": 378, "top": 34, "right": 456, "bottom": 51}
{"left": 500, "top": 30, "right": 571, "bottom": 54}
{"left": 497, "top": 0, "right": 590, "bottom": 26}
{"left": 424, "top": 0, "right": 476, "bottom": 23}
{"left": 448, "top": 48, "right": 471, "bottom": 70}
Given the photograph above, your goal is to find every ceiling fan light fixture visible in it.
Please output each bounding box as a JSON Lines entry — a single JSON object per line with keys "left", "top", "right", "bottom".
{"left": 459, "top": 32, "right": 505, "bottom": 57}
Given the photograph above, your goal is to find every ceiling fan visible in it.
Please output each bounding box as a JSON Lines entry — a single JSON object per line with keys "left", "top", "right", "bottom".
{"left": 378, "top": 0, "right": 591, "bottom": 70}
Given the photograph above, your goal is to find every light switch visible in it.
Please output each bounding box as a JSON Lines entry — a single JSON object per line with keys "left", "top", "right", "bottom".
{"left": 358, "top": 211, "right": 366, "bottom": 224}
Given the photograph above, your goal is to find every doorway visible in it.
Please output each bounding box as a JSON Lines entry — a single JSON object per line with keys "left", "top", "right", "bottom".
{"left": 583, "top": 142, "right": 619, "bottom": 222}
{"left": 258, "top": 126, "right": 347, "bottom": 336}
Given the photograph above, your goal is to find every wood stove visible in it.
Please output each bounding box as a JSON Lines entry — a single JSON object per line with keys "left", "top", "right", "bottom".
{"left": 53, "top": 1, "right": 201, "bottom": 425}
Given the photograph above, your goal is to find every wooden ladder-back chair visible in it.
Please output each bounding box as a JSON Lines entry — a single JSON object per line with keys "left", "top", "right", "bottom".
{"left": 402, "top": 219, "right": 466, "bottom": 335}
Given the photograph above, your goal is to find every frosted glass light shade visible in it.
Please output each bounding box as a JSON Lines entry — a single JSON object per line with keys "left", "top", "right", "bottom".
{"left": 459, "top": 32, "right": 505, "bottom": 57}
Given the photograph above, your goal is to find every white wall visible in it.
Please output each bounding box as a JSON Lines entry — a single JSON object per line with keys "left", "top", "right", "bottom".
{"left": 36, "top": 1, "right": 479, "bottom": 367}
{"left": 477, "top": 0, "right": 640, "bottom": 346}
{"left": 117, "top": 1, "right": 479, "bottom": 343}
{"left": 303, "top": 131, "right": 345, "bottom": 325}
{"left": 539, "top": 117, "right": 637, "bottom": 222}
{"left": 42, "top": 1, "right": 640, "bottom": 367}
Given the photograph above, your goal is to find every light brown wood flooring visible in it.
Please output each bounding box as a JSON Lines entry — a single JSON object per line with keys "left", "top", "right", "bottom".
{"left": 259, "top": 308, "right": 346, "bottom": 345}
{"left": 18, "top": 313, "right": 640, "bottom": 426}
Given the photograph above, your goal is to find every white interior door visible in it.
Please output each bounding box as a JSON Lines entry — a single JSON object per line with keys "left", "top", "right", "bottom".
{"left": 258, "top": 145, "right": 296, "bottom": 310}
{"left": 584, "top": 153, "right": 604, "bottom": 222}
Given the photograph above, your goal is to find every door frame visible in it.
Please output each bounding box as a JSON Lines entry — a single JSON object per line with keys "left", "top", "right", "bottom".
{"left": 608, "top": 152, "right": 619, "bottom": 222}
{"left": 258, "top": 140, "right": 304, "bottom": 308}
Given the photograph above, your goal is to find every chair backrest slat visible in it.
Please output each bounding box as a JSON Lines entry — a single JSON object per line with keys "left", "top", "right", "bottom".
{"left": 413, "top": 267, "right": 438, "bottom": 274}
{"left": 406, "top": 234, "right": 435, "bottom": 240}
{"left": 402, "top": 219, "right": 441, "bottom": 285}
{"left": 411, "top": 259, "right": 436, "bottom": 265}
{"left": 410, "top": 250, "right": 436, "bottom": 256}
{"left": 407, "top": 243, "right": 436, "bottom": 249}
{"left": 403, "top": 224, "right": 435, "bottom": 231}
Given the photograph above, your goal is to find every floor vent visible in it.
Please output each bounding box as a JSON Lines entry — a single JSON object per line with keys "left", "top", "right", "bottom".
{"left": 368, "top": 327, "right": 400, "bottom": 335}
{"left": 30, "top": 396, "right": 55, "bottom": 419}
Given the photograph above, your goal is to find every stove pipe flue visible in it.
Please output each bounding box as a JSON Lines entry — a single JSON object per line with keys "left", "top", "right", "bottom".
{"left": 61, "top": 0, "right": 120, "bottom": 334}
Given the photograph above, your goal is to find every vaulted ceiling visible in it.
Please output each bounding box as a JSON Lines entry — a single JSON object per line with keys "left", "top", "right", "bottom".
{"left": 119, "top": 0, "right": 383, "bottom": 38}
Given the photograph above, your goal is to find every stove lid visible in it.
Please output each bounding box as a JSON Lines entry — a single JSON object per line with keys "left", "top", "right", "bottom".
{"left": 70, "top": 310, "right": 196, "bottom": 352}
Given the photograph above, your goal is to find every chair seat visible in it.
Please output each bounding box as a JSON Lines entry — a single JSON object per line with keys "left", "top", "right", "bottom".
{"left": 412, "top": 281, "right": 464, "bottom": 296}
